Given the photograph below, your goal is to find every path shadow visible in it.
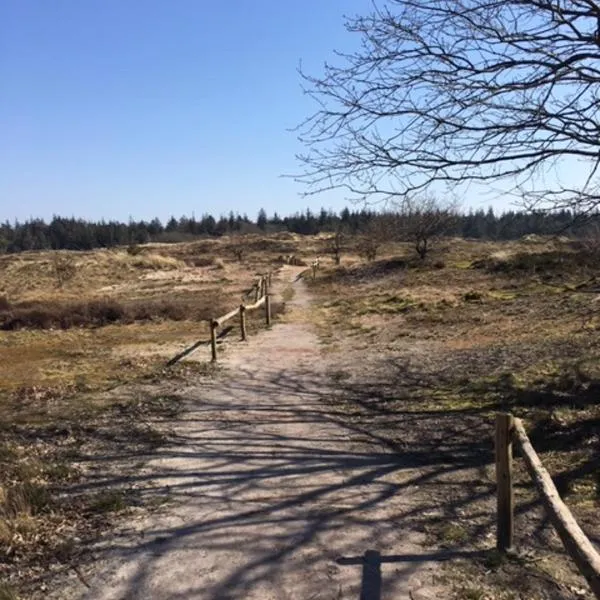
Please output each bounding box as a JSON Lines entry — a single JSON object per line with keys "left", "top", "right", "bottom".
{"left": 38, "top": 359, "right": 499, "bottom": 599}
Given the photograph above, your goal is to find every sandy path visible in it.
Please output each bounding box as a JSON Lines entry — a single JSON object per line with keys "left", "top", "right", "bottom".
{"left": 64, "top": 267, "right": 440, "bottom": 599}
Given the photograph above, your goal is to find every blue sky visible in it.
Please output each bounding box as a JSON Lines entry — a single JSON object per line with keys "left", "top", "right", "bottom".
{"left": 1, "top": 1, "right": 372, "bottom": 223}
{"left": 1, "top": 1, "right": 532, "bottom": 224}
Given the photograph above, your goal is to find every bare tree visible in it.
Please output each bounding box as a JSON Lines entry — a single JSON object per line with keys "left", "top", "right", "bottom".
{"left": 297, "top": 1, "right": 600, "bottom": 216}
{"left": 400, "top": 197, "right": 457, "bottom": 260}
{"left": 330, "top": 226, "right": 346, "bottom": 265}
{"left": 358, "top": 215, "right": 395, "bottom": 261}
{"left": 358, "top": 231, "right": 379, "bottom": 262}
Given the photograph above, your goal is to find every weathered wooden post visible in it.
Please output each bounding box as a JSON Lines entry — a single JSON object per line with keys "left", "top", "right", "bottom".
{"left": 254, "top": 281, "right": 260, "bottom": 302}
{"left": 268, "top": 271, "right": 272, "bottom": 287}
{"left": 210, "top": 319, "right": 218, "bottom": 362}
{"left": 496, "top": 413, "right": 515, "bottom": 552}
{"left": 265, "top": 293, "right": 271, "bottom": 327}
{"left": 312, "top": 262, "right": 317, "bottom": 280}
{"left": 239, "top": 304, "right": 247, "bottom": 341}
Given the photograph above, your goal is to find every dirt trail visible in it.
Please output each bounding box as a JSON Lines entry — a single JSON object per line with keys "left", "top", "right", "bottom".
{"left": 61, "top": 267, "right": 441, "bottom": 599}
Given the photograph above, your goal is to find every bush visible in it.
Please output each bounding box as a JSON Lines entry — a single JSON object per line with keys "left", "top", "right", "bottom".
{"left": 187, "top": 256, "right": 215, "bottom": 268}
{"left": 126, "top": 244, "right": 143, "bottom": 256}
{"left": 130, "top": 253, "right": 182, "bottom": 270}
{"left": 52, "top": 254, "right": 77, "bottom": 288}
{"left": 0, "top": 293, "right": 226, "bottom": 331}
{"left": 473, "top": 248, "right": 600, "bottom": 276}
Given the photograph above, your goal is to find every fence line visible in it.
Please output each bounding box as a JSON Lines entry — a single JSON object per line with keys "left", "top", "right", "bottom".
{"left": 495, "top": 413, "right": 600, "bottom": 598}
{"left": 167, "top": 270, "right": 275, "bottom": 366}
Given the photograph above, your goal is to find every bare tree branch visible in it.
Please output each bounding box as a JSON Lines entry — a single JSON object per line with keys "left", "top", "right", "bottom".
{"left": 296, "top": 0, "right": 600, "bottom": 212}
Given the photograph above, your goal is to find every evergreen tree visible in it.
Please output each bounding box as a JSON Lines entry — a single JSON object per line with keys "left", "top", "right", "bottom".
{"left": 257, "top": 208, "right": 268, "bottom": 231}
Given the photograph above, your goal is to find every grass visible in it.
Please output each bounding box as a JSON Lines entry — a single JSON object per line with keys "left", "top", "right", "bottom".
{"left": 87, "top": 490, "right": 127, "bottom": 514}
{"left": 0, "top": 583, "right": 18, "bottom": 600}
{"left": 0, "top": 294, "right": 226, "bottom": 331}
{"left": 0, "top": 237, "right": 296, "bottom": 396}
{"left": 307, "top": 236, "right": 600, "bottom": 599}
{"left": 0, "top": 236, "right": 299, "bottom": 596}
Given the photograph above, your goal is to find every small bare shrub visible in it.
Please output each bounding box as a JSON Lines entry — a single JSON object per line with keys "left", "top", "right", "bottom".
{"left": 52, "top": 253, "right": 77, "bottom": 288}
{"left": 580, "top": 222, "right": 600, "bottom": 257}
{"left": 329, "top": 228, "right": 346, "bottom": 265}
{"left": 188, "top": 256, "right": 215, "bottom": 268}
{"left": 126, "top": 244, "right": 143, "bottom": 256}
{"left": 358, "top": 237, "right": 378, "bottom": 261}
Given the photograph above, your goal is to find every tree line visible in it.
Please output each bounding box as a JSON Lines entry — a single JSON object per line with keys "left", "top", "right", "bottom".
{"left": 0, "top": 208, "right": 582, "bottom": 254}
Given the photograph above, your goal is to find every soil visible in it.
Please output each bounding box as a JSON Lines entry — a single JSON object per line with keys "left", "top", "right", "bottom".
{"left": 40, "top": 262, "right": 597, "bottom": 600}
{"left": 45, "top": 266, "right": 442, "bottom": 599}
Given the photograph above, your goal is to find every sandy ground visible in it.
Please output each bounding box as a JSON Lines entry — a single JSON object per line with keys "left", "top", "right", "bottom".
{"left": 56, "top": 266, "right": 443, "bottom": 600}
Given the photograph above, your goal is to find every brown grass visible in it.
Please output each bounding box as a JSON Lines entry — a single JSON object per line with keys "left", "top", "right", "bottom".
{"left": 0, "top": 235, "right": 297, "bottom": 598}
{"left": 0, "top": 292, "right": 225, "bottom": 331}
{"left": 306, "top": 236, "right": 600, "bottom": 599}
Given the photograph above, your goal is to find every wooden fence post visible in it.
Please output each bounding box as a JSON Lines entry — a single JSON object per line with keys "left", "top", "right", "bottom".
{"left": 496, "top": 413, "right": 515, "bottom": 552}
{"left": 265, "top": 293, "right": 271, "bottom": 327}
{"left": 254, "top": 281, "right": 259, "bottom": 302}
{"left": 268, "top": 271, "right": 272, "bottom": 287}
{"left": 210, "top": 319, "right": 218, "bottom": 362}
{"left": 239, "top": 304, "right": 247, "bottom": 341}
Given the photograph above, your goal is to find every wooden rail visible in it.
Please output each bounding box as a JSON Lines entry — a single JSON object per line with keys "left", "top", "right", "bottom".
{"left": 167, "top": 271, "right": 275, "bottom": 366}
{"left": 495, "top": 413, "right": 600, "bottom": 598}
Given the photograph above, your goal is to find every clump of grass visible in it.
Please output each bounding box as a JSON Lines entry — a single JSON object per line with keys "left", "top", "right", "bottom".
{"left": 129, "top": 252, "right": 183, "bottom": 270}
{"left": 1, "top": 482, "right": 51, "bottom": 519}
{"left": 439, "top": 522, "right": 469, "bottom": 545}
{"left": 0, "top": 582, "right": 19, "bottom": 600}
{"left": 281, "top": 285, "right": 295, "bottom": 302}
{"left": 457, "top": 586, "right": 487, "bottom": 600}
{"left": 87, "top": 490, "right": 127, "bottom": 514}
{"left": 463, "top": 290, "right": 484, "bottom": 302}
{"left": 186, "top": 255, "right": 216, "bottom": 268}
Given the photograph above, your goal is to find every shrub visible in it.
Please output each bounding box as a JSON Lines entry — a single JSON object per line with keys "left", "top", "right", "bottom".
{"left": 52, "top": 254, "right": 77, "bottom": 288}
{"left": 126, "top": 244, "right": 143, "bottom": 256}
{"left": 187, "top": 256, "right": 215, "bottom": 268}
{"left": 131, "top": 253, "right": 182, "bottom": 270}
{"left": 0, "top": 293, "right": 227, "bottom": 330}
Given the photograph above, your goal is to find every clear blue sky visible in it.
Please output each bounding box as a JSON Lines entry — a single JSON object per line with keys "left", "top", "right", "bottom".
{"left": 1, "top": 1, "right": 373, "bottom": 223}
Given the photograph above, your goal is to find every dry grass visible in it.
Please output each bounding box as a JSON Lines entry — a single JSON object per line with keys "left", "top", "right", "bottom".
{"left": 0, "top": 235, "right": 298, "bottom": 597}
{"left": 0, "top": 291, "right": 225, "bottom": 331}
{"left": 0, "top": 236, "right": 297, "bottom": 396}
{"left": 307, "top": 236, "right": 600, "bottom": 600}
